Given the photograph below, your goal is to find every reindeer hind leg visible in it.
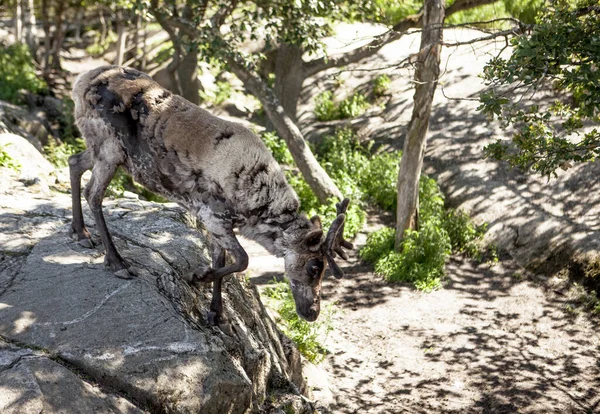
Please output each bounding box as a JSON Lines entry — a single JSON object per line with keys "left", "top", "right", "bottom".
{"left": 85, "top": 157, "right": 133, "bottom": 279}
{"left": 69, "top": 149, "right": 94, "bottom": 248}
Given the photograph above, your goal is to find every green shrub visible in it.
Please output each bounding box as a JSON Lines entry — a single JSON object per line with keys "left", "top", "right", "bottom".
{"left": 263, "top": 280, "right": 333, "bottom": 363}
{"left": 314, "top": 91, "right": 370, "bottom": 121}
{"left": 360, "top": 152, "right": 401, "bottom": 211}
{"left": 0, "top": 44, "right": 47, "bottom": 104}
{"left": 314, "top": 91, "right": 338, "bottom": 121}
{"left": 0, "top": 144, "right": 21, "bottom": 171}
{"left": 443, "top": 209, "right": 487, "bottom": 258}
{"left": 373, "top": 74, "right": 391, "bottom": 97}
{"left": 44, "top": 138, "right": 87, "bottom": 169}
{"left": 360, "top": 175, "right": 486, "bottom": 291}
{"left": 85, "top": 31, "right": 117, "bottom": 56}
{"left": 201, "top": 81, "right": 233, "bottom": 106}
{"left": 337, "top": 93, "right": 369, "bottom": 119}
{"left": 261, "top": 131, "right": 293, "bottom": 165}
{"left": 359, "top": 227, "right": 395, "bottom": 263}
{"left": 375, "top": 0, "right": 421, "bottom": 25}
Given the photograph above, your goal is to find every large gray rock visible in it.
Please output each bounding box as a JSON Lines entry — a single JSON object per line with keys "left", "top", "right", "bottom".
{"left": 0, "top": 172, "right": 310, "bottom": 413}
{"left": 0, "top": 133, "right": 56, "bottom": 185}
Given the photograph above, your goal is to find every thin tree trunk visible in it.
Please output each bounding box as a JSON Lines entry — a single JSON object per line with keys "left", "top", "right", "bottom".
{"left": 131, "top": 12, "right": 141, "bottom": 66}
{"left": 22, "top": 0, "right": 38, "bottom": 60}
{"left": 41, "top": 0, "right": 51, "bottom": 73}
{"left": 227, "top": 57, "right": 342, "bottom": 204}
{"left": 115, "top": 10, "right": 127, "bottom": 66}
{"left": 99, "top": 9, "right": 107, "bottom": 45}
{"left": 14, "top": 0, "right": 23, "bottom": 43}
{"left": 74, "top": 7, "right": 83, "bottom": 41}
{"left": 395, "top": 0, "right": 445, "bottom": 250}
{"left": 141, "top": 20, "right": 148, "bottom": 71}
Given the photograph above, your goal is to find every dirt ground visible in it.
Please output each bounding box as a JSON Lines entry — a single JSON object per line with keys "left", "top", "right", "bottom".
{"left": 244, "top": 230, "right": 600, "bottom": 414}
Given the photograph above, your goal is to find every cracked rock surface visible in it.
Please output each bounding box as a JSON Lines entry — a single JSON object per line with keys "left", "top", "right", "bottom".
{"left": 0, "top": 138, "right": 310, "bottom": 413}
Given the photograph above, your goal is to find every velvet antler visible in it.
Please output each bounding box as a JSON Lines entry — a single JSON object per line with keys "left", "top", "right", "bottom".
{"left": 323, "top": 198, "right": 354, "bottom": 279}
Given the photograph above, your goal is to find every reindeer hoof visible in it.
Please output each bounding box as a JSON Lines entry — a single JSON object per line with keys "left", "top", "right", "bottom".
{"left": 207, "top": 311, "right": 219, "bottom": 326}
{"left": 219, "top": 323, "right": 234, "bottom": 336}
{"left": 114, "top": 268, "right": 135, "bottom": 279}
{"left": 207, "top": 311, "right": 233, "bottom": 335}
{"left": 78, "top": 238, "right": 94, "bottom": 249}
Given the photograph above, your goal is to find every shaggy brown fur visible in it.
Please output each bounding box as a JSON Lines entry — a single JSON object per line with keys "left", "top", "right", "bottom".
{"left": 69, "top": 65, "right": 351, "bottom": 325}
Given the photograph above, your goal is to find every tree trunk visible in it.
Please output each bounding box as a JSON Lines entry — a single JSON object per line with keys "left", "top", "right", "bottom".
{"left": 74, "top": 7, "right": 83, "bottom": 42}
{"left": 14, "top": 0, "right": 23, "bottom": 43}
{"left": 21, "top": 0, "right": 38, "bottom": 60}
{"left": 115, "top": 10, "right": 127, "bottom": 66}
{"left": 141, "top": 21, "right": 148, "bottom": 71}
{"left": 227, "top": 57, "right": 342, "bottom": 204}
{"left": 273, "top": 44, "right": 305, "bottom": 121}
{"left": 177, "top": 50, "right": 201, "bottom": 105}
{"left": 99, "top": 9, "right": 107, "bottom": 45}
{"left": 395, "top": 0, "right": 445, "bottom": 250}
{"left": 41, "top": 0, "right": 51, "bottom": 73}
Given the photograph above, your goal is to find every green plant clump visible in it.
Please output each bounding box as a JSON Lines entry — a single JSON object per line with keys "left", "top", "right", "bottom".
{"left": 44, "top": 138, "right": 87, "bottom": 169}
{"left": 263, "top": 280, "right": 333, "bottom": 363}
{"left": 0, "top": 144, "right": 21, "bottom": 171}
{"left": 200, "top": 81, "right": 233, "bottom": 106}
{"left": 360, "top": 176, "right": 487, "bottom": 291}
{"left": 85, "top": 31, "right": 117, "bottom": 56}
{"left": 261, "top": 131, "right": 294, "bottom": 165}
{"left": 0, "top": 43, "right": 47, "bottom": 103}
{"left": 314, "top": 91, "right": 370, "bottom": 121}
{"left": 373, "top": 74, "right": 391, "bottom": 97}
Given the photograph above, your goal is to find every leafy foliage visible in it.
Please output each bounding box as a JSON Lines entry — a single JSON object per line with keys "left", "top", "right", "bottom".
{"left": 0, "top": 43, "right": 47, "bottom": 103}
{"left": 314, "top": 91, "right": 338, "bottom": 121}
{"left": 0, "top": 144, "right": 21, "bottom": 171}
{"left": 263, "top": 280, "right": 333, "bottom": 363}
{"left": 372, "top": 74, "right": 391, "bottom": 97}
{"left": 360, "top": 176, "right": 487, "bottom": 291}
{"left": 200, "top": 81, "right": 233, "bottom": 106}
{"left": 314, "top": 91, "right": 370, "bottom": 121}
{"left": 44, "top": 138, "right": 87, "bottom": 169}
{"left": 443, "top": 209, "right": 488, "bottom": 258}
{"left": 480, "top": 0, "right": 600, "bottom": 177}
{"left": 85, "top": 30, "right": 118, "bottom": 56}
{"left": 359, "top": 152, "right": 402, "bottom": 211}
{"left": 261, "top": 131, "right": 294, "bottom": 165}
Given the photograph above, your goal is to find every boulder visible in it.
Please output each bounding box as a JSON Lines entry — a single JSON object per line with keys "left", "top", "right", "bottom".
{"left": 0, "top": 173, "right": 311, "bottom": 413}
{"left": 0, "top": 133, "right": 56, "bottom": 186}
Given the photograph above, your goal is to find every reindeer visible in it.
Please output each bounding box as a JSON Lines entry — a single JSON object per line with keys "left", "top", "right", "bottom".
{"left": 69, "top": 66, "right": 352, "bottom": 326}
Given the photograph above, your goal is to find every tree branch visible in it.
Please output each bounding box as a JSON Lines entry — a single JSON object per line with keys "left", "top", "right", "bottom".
{"left": 304, "top": 0, "right": 499, "bottom": 77}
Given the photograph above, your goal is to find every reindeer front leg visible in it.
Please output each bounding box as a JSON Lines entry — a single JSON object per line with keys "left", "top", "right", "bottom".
{"left": 187, "top": 202, "right": 248, "bottom": 329}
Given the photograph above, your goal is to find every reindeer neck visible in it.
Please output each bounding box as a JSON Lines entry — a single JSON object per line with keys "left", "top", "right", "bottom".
{"left": 239, "top": 210, "right": 312, "bottom": 258}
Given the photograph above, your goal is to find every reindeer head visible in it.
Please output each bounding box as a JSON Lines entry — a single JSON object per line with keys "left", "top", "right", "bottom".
{"left": 283, "top": 199, "right": 353, "bottom": 321}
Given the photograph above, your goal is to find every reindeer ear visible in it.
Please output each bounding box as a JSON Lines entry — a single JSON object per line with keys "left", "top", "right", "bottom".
{"left": 310, "top": 215, "right": 322, "bottom": 229}
{"left": 303, "top": 229, "right": 323, "bottom": 251}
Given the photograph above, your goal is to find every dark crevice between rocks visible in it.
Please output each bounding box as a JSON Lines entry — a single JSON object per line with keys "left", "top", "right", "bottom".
{"left": 0, "top": 251, "right": 30, "bottom": 298}
{"left": 0, "top": 334, "right": 152, "bottom": 412}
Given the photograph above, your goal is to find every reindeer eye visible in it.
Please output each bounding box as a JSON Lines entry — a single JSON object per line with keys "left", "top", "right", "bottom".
{"left": 305, "top": 259, "right": 324, "bottom": 278}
